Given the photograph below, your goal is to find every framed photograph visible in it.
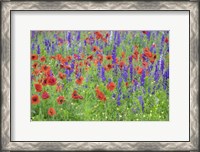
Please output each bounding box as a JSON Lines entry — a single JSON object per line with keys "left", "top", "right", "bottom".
{"left": 1, "top": 0, "right": 199, "bottom": 151}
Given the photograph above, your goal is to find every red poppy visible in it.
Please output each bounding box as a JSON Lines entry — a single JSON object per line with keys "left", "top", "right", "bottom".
{"left": 106, "top": 55, "right": 112, "bottom": 60}
{"left": 40, "top": 56, "right": 46, "bottom": 62}
{"left": 31, "top": 54, "right": 38, "bottom": 60}
{"left": 60, "top": 58, "right": 67, "bottom": 64}
{"left": 34, "top": 83, "right": 42, "bottom": 92}
{"left": 66, "top": 55, "right": 72, "bottom": 62}
{"left": 102, "top": 38, "right": 108, "bottom": 43}
{"left": 119, "top": 61, "right": 125, "bottom": 70}
{"left": 87, "top": 55, "right": 93, "bottom": 61}
{"left": 32, "top": 62, "right": 38, "bottom": 69}
{"left": 107, "top": 82, "right": 116, "bottom": 91}
{"left": 32, "top": 69, "right": 41, "bottom": 76}
{"left": 165, "top": 37, "right": 169, "bottom": 43}
{"left": 93, "top": 46, "right": 99, "bottom": 52}
{"left": 94, "top": 31, "right": 103, "bottom": 40}
{"left": 76, "top": 76, "right": 84, "bottom": 85}
{"left": 57, "top": 96, "right": 65, "bottom": 104}
{"left": 95, "top": 87, "right": 106, "bottom": 101}
{"left": 58, "top": 72, "right": 66, "bottom": 79}
{"left": 31, "top": 94, "right": 40, "bottom": 105}
{"left": 132, "top": 50, "right": 139, "bottom": 61}
{"left": 106, "top": 32, "right": 110, "bottom": 38}
{"left": 56, "top": 54, "right": 62, "bottom": 61}
{"left": 136, "top": 67, "right": 143, "bottom": 75}
{"left": 48, "top": 107, "right": 56, "bottom": 116}
{"left": 72, "top": 90, "right": 83, "bottom": 100}
{"left": 142, "top": 31, "right": 147, "bottom": 34}
{"left": 42, "top": 91, "right": 50, "bottom": 99}
{"left": 142, "top": 61, "right": 148, "bottom": 68}
{"left": 97, "top": 54, "right": 103, "bottom": 63}
{"left": 47, "top": 76, "right": 57, "bottom": 86}
{"left": 143, "top": 47, "right": 152, "bottom": 58}
{"left": 150, "top": 54, "right": 157, "bottom": 64}
{"left": 65, "top": 65, "right": 71, "bottom": 70}
{"left": 41, "top": 65, "right": 50, "bottom": 73}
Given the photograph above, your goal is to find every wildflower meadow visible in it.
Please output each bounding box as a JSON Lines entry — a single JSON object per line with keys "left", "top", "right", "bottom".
{"left": 31, "top": 31, "right": 169, "bottom": 121}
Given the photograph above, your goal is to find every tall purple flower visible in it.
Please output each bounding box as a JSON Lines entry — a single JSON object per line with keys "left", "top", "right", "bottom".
{"left": 37, "top": 45, "right": 40, "bottom": 54}
{"left": 77, "top": 31, "right": 80, "bottom": 41}
{"left": 117, "top": 77, "right": 123, "bottom": 94}
{"left": 101, "top": 67, "right": 106, "bottom": 82}
{"left": 154, "top": 62, "right": 160, "bottom": 82}
{"left": 112, "top": 45, "right": 117, "bottom": 64}
{"left": 130, "top": 63, "right": 133, "bottom": 81}
{"left": 31, "top": 43, "right": 35, "bottom": 51}
{"left": 160, "top": 59, "right": 165, "bottom": 75}
{"left": 97, "top": 61, "right": 101, "bottom": 77}
{"left": 117, "top": 94, "right": 121, "bottom": 106}
{"left": 138, "top": 96, "right": 144, "bottom": 112}
{"left": 140, "top": 69, "right": 146, "bottom": 86}
{"left": 122, "top": 66, "right": 128, "bottom": 82}
{"left": 67, "top": 32, "right": 71, "bottom": 47}
{"left": 147, "top": 31, "right": 151, "bottom": 41}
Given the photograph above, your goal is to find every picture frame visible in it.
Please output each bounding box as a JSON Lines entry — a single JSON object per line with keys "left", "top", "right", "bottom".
{"left": 1, "top": 0, "right": 199, "bottom": 151}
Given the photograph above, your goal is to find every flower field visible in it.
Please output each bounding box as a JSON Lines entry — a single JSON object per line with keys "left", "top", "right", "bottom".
{"left": 31, "top": 31, "right": 169, "bottom": 121}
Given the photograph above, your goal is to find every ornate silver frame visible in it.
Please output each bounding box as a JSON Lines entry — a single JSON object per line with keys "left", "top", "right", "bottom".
{"left": 1, "top": 1, "right": 199, "bottom": 151}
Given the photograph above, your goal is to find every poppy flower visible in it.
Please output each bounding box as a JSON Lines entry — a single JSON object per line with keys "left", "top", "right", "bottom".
{"left": 165, "top": 37, "right": 169, "bottom": 43}
{"left": 92, "top": 46, "right": 99, "bottom": 52}
{"left": 142, "top": 31, "right": 147, "bottom": 34}
{"left": 60, "top": 58, "right": 67, "bottom": 64}
{"left": 95, "top": 87, "right": 106, "bottom": 101}
{"left": 150, "top": 54, "right": 157, "bottom": 64}
{"left": 119, "top": 61, "right": 125, "bottom": 70}
{"left": 48, "top": 107, "right": 56, "bottom": 116}
{"left": 143, "top": 47, "right": 152, "bottom": 58}
{"left": 34, "top": 83, "right": 42, "bottom": 92}
{"left": 106, "top": 55, "right": 112, "bottom": 60}
{"left": 56, "top": 54, "right": 62, "bottom": 61}
{"left": 57, "top": 96, "right": 65, "bottom": 104}
{"left": 32, "top": 62, "right": 38, "bottom": 69}
{"left": 106, "top": 32, "right": 110, "bottom": 38}
{"left": 40, "top": 56, "right": 46, "bottom": 62}
{"left": 31, "top": 54, "right": 38, "bottom": 60}
{"left": 97, "top": 54, "right": 103, "bottom": 63}
{"left": 76, "top": 76, "right": 84, "bottom": 85}
{"left": 41, "top": 65, "right": 50, "bottom": 73}
{"left": 32, "top": 69, "right": 41, "bottom": 76}
{"left": 72, "top": 90, "right": 83, "bottom": 100}
{"left": 132, "top": 50, "right": 139, "bottom": 61}
{"left": 42, "top": 91, "right": 50, "bottom": 99}
{"left": 31, "top": 94, "right": 40, "bottom": 105}
{"left": 94, "top": 31, "right": 103, "bottom": 40}
{"left": 47, "top": 76, "right": 57, "bottom": 86}
{"left": 102, "top": 38, "right": 108, "bottom": 43}
{"left": 136, "top": 67, "right": 143, "bottom": 75}
{"left": 87, "top": 55, "right": 93, "bottom": 61}
{"left": 142, "top": 61, "right": 148, "bottom": 68}
{"left": 66, "top": 55, "right": 72, "bottom": 62}
{"left": 79, "top": 62, "right": 83, "bottom": 67}
{"left": 65, "top": 65, "right": 71, "bottom": 70}
{"left": 58, "top": 72, "right": 66, "bottom": 79}
{"left": 107, "top": 82, "right": 116, "bottom": 91}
